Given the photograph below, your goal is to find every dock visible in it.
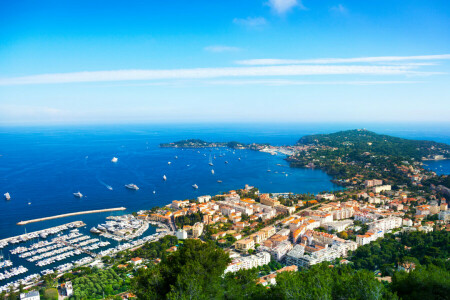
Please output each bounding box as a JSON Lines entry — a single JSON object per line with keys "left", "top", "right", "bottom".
{"left": 0, "top": 221, "right": 85, "bottom": 245}
{"left": 16, "top": 207, "right": 127, "bottom": 225}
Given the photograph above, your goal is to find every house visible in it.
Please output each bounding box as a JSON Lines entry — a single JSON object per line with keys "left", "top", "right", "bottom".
{"left": 398, "top": 262, "right": 416, "bottom": 273}
{"left": 20, "top": 291, "right": 40, "bottom": 300}
{"left": 235, "top": 239, "right": 255, "bottom": 252}
{"left": 131, "top": 257, "right": 142, "bottom": 265}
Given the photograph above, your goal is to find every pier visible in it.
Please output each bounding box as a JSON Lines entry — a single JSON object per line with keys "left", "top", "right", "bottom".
{"left": 17, "top": 207, "right": 127, "bottom": 225}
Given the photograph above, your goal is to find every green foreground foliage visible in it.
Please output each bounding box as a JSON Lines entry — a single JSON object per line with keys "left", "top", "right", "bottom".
{"left": 71, "top": 268, "right": 130, "bottom": 300}
{"left": 132, "top": 239, "right": 400, "bottom": 300}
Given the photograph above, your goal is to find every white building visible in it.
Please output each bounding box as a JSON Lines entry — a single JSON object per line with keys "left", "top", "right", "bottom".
{"left": 270, "top": 241, "right": 293, "bottom": 261}
{"left": 323, "top": 220, "right": 353, "bottom": 232}
{"left": 175, "top": 229, "right": 188, "bottom": 240}
{"left": 224, "top": 252, "right": 271, "bottom": 273}
{"left": 20, "top": 291, "right": 40, "bottom": 300}
{"left": 65, "top": 281, "right": 73, "bottom": 297}
{"left": 316, "top": 193, "right": 336, "bottom": 201}
{"left": 356, "top": 229, "right": 384, "bottom": 246}
{"left": 367, "top": 217, "right": 402, "bottom": 232}
{"left": 373, "top": 185, "right": 392, "bottom": 194}
{"left": 197, "top": 195, "right": 211, "bottom": 203}
{"left": 402, "top": 218, "right": 413, "bottom": 227}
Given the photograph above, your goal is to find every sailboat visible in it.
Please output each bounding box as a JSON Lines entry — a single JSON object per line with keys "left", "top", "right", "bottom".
{"left": 208, "top": 154, "right": 214, "bottom": 166}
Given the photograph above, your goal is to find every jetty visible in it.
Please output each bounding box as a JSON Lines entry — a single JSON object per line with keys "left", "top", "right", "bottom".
{"left": 17, "top": 207, "right": 127, "bottom": 225}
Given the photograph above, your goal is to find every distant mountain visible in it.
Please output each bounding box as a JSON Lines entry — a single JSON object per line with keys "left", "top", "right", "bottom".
{"left": 297, "top": 129, "right": 450, "bottom": 160}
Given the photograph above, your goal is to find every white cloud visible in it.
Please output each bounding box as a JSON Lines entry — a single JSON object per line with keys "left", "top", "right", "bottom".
{"left": 0, "top": 65, "right": 434, "bottom": 86}
{"left": 233, "top": 17, "right": 267, "bottom": 28}
{"left": 330, "top": 4, "right": 348, "bottom": 15}
{"left": 236, "top": 54, "right": 450, "bottom": 65}
{"left": 205, "top": 80, "right": 421, "bottom": 86}
{"left": 204, "top": 45, "right": 241, "bottom": 53}
{"left": 266, "top": 0, "right": 305, "bottom": 15}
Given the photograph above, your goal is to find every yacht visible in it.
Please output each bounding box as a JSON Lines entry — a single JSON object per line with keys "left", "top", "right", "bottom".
{"left": 97, "top": 225, "right": 106, "bottom": 231}
{"left": 192, "top": 184, "right": 199, "bottom": 189}
{"left": 125, "top": 184, "right": 139, "bottom": 190}
{"left": 90, "top": 227, "right": 101, "bottom": 234}
{"left": 40, "top": 233, "right": 48, "bottom": 239}
{"left": 111, "top": 157, "right": 118, "bottom": 163}
{"left": 217, "top": 180, "right": 223, "bottom": 183}
{"left": 73, "top": 192, "right": 83, "bottom": 198}
{"left": 4, "top": 193, "right": 10, "bottom": 200}
{"left": 211, "top": 169, "right": 214, "bottom": 175}
{"left": 163, "top": 175, "right": 167, "bottom": 181}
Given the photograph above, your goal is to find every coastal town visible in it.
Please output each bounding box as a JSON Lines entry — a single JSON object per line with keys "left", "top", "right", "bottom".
{"left": 2, "top": 130, "right": 449, "bottom": 299}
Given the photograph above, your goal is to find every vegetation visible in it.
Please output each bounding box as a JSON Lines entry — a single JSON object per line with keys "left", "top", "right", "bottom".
{"left": 174, "top": 212, "right": 203, "bottom": 228}
{"left": 297, "top": 129, "right": 450, "bottom": 160}
{"left": 71, "top": 268, "right": 130, "bottom": 299}
{"left": 349, "top": 231, "right": 450, "bottom": 275}
{"left": 132, "top": 240, "right": 397, "bottom": 299}
{"left": 115, "top": 235, "right": 178, "bottom": 263}
{"left": 391, "top": 264, "right": 450, "bottom": 299}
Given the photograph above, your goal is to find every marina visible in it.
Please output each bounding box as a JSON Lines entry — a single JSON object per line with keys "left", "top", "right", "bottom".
{"left": 0, "top": 221, "right": 85, "bottom": 247}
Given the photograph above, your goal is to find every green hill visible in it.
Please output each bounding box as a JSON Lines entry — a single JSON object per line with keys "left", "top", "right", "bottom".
{"left": 297, "top": 129, "right": 450, "bottom": 160}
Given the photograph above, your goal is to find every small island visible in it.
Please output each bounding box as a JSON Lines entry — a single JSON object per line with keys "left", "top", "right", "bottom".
{"left": 160, "top": 139, "right": 266, "bottom": 150}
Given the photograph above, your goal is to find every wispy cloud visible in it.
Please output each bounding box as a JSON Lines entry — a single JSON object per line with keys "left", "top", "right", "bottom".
{"left": 233, "top": 17, "right": 267, "bottom": 28}
{"left": 266, "top": 0, "right": 305, "bottom": 15}
{"left": 204, "top": 45, "right": 241, "bottom": 53}
{"left": 0, "top": 65, "right": 435, "bottom": 86}
{"left": 206, "top": 80, "right": 422, "bottom": 86}
{"left": 236, "top": 54, "right": 450, "bottom": 65}
{"left": 330, "top": 4, "right": 348, "bottom": 15}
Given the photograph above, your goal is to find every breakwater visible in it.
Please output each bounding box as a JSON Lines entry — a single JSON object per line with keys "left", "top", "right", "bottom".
{"left": 16, "top": 207, "right": 127, "bottom": 225}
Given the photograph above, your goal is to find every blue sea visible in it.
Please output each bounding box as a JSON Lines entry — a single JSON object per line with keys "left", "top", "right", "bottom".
{"left": 0, "top": 123, "right": 449, "bottom": 283}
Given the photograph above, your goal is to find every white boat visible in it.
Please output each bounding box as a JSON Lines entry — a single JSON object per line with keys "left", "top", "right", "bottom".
{"left": 163, "top": 175, "right": 167, "bottom": 181}
{"left": 208, "top": 154, "right": 214, "bottom": 166}
{"left": 238, "top": 158, "right": 241, "bottom": 161}
{"left": 175, "top": 156, "right": 178, "bottom": 159}
{"left": 168, "top": 161, "right": 171, "bottom": 165}
{"left": 90, "top": 227, "right": 101, "bottom": 234}
{"left": 211, "top": 169, "right": 215, "bottom": 175}
{"left": 106, "top": 185, "right": 113, "bottom": 190}
{"left": 4, "top": 193, "right": 10, "bottom": 200}
{"left": 111, "top": 157, "right": 118, "bottom": 163}
{"left": 73, "top": 192, "right": 83, "bottom": 198}
{"left": 225, "top": 161, "right": 228, "bottom": 164}
{"left": 192, "top": 184, "right": 198, "bottom": 189}
{"left": 125, "top": 184, "right": 139, "bottom": 190}
{"left": 217, "top": 180, "right": 222, "bottom": 183}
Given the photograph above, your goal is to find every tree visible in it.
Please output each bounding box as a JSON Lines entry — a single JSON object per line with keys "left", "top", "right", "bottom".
{"left": 133, "top": 239, "right": 231, "bottom": 299}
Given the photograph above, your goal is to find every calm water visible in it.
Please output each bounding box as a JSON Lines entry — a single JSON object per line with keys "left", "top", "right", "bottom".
{"left": 0, "top": 123, "right": 449, "bottom": 284}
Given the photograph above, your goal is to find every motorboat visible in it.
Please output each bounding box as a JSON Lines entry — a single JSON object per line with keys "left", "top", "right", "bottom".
{"left": 125, "top": 184, "right": 139, "bottom": 190}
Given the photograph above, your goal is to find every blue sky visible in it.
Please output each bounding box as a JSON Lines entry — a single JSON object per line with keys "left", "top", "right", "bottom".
{"left": 0, "top": 0, "right": 449, "bottom": 124}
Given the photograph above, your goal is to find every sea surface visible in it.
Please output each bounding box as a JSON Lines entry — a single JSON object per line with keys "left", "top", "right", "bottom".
{"left": 0, "top": 123, "right": 449, "bottom": 284}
